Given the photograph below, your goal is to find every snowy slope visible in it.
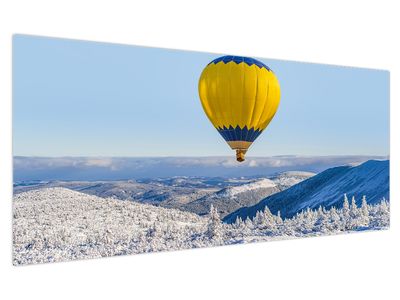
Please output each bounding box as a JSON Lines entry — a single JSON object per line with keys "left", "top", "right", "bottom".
{"left": 13, "top": 188, "right": 208, "bottom": 265}
{"left": 183, "top": 172, "right": 314, "bottom": 217}
{"left": 219, "top": 178, "right": 276, "bottom": 197}
{"left": 224, "top": 160, "right": 389, "bottom": 222}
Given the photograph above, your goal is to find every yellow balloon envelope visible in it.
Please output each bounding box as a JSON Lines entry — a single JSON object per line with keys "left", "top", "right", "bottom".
{"left": 198, "top": 56, "right": 281, "bottom": 162}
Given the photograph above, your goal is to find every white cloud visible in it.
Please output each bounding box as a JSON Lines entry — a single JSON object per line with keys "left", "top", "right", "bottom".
{"left": 84, "top": 158, "right": 114, "bottom": 168}
{"left": 13, "top": 155, "right": 388, "bottom": 181}
{"left": 248, "top": 160, "right": 258, "bottom": 167}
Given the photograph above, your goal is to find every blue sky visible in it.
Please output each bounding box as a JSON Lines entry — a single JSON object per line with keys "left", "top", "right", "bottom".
{"left": 13, "top": 35, "right": 390, "bottom": 157}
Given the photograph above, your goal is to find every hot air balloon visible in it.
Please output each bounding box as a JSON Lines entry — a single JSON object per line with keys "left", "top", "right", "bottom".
{"left": 198, "top": 55, "right": 281, "bottom": 162}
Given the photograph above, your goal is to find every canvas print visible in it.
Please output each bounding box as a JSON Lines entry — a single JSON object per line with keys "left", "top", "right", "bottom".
{"left": 12, "top": 35, "right": 390, "bottom": 266}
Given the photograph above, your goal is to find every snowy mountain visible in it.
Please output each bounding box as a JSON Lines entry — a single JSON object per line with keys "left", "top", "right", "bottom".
{"left": 183, "top": 172, "right": 314, "bottom": 217}
{"left": 224, "top": 160, "right": 389, "bottom": 223}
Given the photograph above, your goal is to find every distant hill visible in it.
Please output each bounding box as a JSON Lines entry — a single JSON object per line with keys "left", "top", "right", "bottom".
{"left": 13, "top": 172, "right": 314, "bottom": 216}
{"left": 224, "top": 160, "right": 389, "bottom": 223}
{"left": 182, "top": 172, "right": 314, "bottom": 217}
{"left": 13, "top": 178, "right": 220, "bottom": 207}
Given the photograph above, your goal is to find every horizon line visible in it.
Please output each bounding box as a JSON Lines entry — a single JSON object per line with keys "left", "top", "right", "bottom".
{"left": 13, "top": 154, "right": 390, "bottom": 159}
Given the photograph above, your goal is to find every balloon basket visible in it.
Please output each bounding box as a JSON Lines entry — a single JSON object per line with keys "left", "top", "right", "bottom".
{"left": 236, "top": 149, "right": 246, "bottom": 162}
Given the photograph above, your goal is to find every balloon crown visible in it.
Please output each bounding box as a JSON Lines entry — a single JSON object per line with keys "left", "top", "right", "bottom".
{"left": 208, "top": 55, "right": 272, "bottom": 71}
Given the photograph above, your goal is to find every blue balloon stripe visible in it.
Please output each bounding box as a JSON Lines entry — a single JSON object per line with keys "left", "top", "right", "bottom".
{"left": 217, "top": 126, "right": 263, "bottom": 142}
{"left": 208, "top": 55, "right": 272, "bottom": 71}
{"left": 228, "top": 125, "right": 235, "bottom": 141}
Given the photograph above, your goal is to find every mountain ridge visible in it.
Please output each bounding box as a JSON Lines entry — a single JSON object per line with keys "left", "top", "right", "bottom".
{"left": 182, "top": 172, "right": 314, "bottom": 217}
{"left": 223, "top": 160, "right": 389, "bottom": 223}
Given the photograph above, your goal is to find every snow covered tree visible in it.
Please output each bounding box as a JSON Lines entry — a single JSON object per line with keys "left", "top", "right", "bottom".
{"left": 350, "top": 196, "right": 359, "bottom": 218}
{"left": 317, "top": 206, "right": 324, "bottom": 216}
{"left": 343, "top": 194, "right": 350, "bottom": 214}
{"left": 233, "top": 216, "right": 244, "bottom": 230}
{"left": 341, "top": 194, "right": 351, "bottom": 230}
{"left": 315, "top": 206, "right": 329, "bottom": 233}
{"left": 245, "top": 216, "right": 253, "bottom": 227}
{"left": 281, "top": 218, "right": 295, "bottom": 236}
{"left": 253, "top": 210, "right": 264, "bottom": 228}
{"left": 302, "top": 208, "right": 316, "bottom": 233}
{"left": 207, "top": 205, "right": 223, "bottom": 240}
{"left": 275, "top": 211, "right": 283, "bottom": 225}
{"left": 328, "top": 207, "right": 341, "bottom": 231}
{"left": 359, "top": 195, "right": 370, "bottom": 227}
{"left": 370, "top": 199, "right": 390, "bottom": 228}
{"left": 263, "top": 206, "right": 274, "bottom": 221}
{"left": 262, "top": 206, "right": 277, "bottom": 233}
{"left": 349, "top": 196, "right": 360, "bottom": 228}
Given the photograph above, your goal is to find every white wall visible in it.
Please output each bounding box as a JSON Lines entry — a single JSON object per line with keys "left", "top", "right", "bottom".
{"left": 0, "top": 1, "right": 399, "bottom": 299}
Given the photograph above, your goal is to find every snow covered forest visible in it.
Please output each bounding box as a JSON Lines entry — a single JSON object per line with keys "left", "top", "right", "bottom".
{"left": 13, "top": 188, "right": 389, "bottom": 265}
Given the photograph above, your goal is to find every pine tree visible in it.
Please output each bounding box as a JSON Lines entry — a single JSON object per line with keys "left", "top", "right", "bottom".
{"left": 263, "top": 206, "right": 277, "bottom": 234}
{"left": 302, "top": 208, "right": 315, "bottom": 233}
{"left": 254, "top": 210, "right": 264, "bottom": 228}
{"left": 315, "top": 206, "right": 329, "bottom": 233}
{"left": 281, "top": 218, "right": 295, "bottom": 236}
{"left": 350, "top": 196, "right": 358, "bottom": 217}
{"left": 234, "top": 216, "right": 244, "bottom": 230}
{"left": 329, "top": 207, "right": 341, "bottom": 231}
{"left": 360, "top": 195, "right": 370, "bottom": 227}
{"left": 275, "top": 211, "right": 283, "bottom": 225}
{"left": 370, "top": 199, "right": 390, "bottom": 228}
{"left": 207, "top": 205, "right": 223, "bottom": 240}
{"left": 320, "top": 212, "right": 330, "bottom": 233}
{"left": 349, "top": 196, "right": 360, "bottom": 228}
{"left": 243, "top": 216, "right": 254, "bottom": 235}
{"left": 263, "top": 206, "right": 273, "bottom": 220}
{"left": 341, "top": 194, "right": 351, "bottom": 230}
{"left": 245, "top": 216, "right": 253, "bottom": 228}
{"left": 317, "top": 205, "right": 323, "bottom": 216}
{"left": 343, "top": 194, "right": 350, "bottom": 214}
